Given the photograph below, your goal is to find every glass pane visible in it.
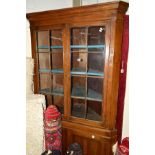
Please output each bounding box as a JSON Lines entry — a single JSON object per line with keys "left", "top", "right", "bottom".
{"left": 86, "top": 100, "right": 102, "bottom": 121}
{"left": 37, "top": 31, "right": 49, "bottom": 52}
{"left": 88, "top": 53, "right": 104, "bottom": 76}
{"left": 69, "top": 25, "right": 105, "bottom": 122}
{"left": 51, "top": 30, "right": 62, "bottom": 46}
{"left": 71, "top": 48, "right": 87, "bottom": 53}
{"left": 38, "top": 53, "right": 51, "bottom": 70}
{"left": 71, "top": 27, "right": 87, "bottom": 45}
{"left": 52, "top": 52, "right": 63, "bottom": 72}
{"left": 87, "top": 78, "right": 103, "bottom": 101}
{"left": 52, "top": 48, "right": 63, "bottom": 53}
{"left": 53, "top": 96, "right": 64, "bottom": 114}
{"left": 51, "top": 30, "right": 63, "bottom": 52}
{"left": 71, "top": 98, "right": 85, "bottom": 118}
{"left": 88, "top": 26, "right": 105, "bottom": 45}
{"left": 88, "top": 26, "right": 105, "bottom": 52}
{"left": 52, "top": 74, "right": 64, "bottom": 96}
{"left": 39, "top": 73, "right": 52, "bottom": 94}
{"left": 71, "top": 76, "right": 86, "bottom": 98}
{"left": 71, "top": 52, "right": 87, "bottom": 74}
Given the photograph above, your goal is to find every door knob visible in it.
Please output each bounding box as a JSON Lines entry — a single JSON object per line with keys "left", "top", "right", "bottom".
{"left": 91, "top": 135, "right": 95, "bottom": 139}
{"left": 77, "top": 58, "right": 83, "bottom": 62}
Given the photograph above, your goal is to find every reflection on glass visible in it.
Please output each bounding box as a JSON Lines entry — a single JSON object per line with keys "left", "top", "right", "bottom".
{"left": 71, "top": 76, "right": 86, "bottom": 98}
{"left": 38, "top": 53, "right": 51, "bottom": 70}
{"left": 52, "top": 52, "right": 63, "bottom": 72}
{"left": 52, "top": 74, "right": 64, "bottom": 96}
{"left": 51, "top": 30, "right": 63, "bottom": 52}
{"left": 71, "top": 27, "right": 87, "bottom": 45}
{"left": 71, "top": 98, "right": 85, "bottom": 118}
{"left": 37, "top": 31, "right": 49, "bottom": 52}
{"left": 71, "top": 52, "right": 87, "bottom": 74}
{"left": 87, "top": 78, "right": 103, "bottom": 101}
{"left": 53, "top": 96, "right": 64, "bottom": 114}
{"left": 88, "top": 26, "right": 105, "bottom": 45}
{"left": 88, "top": 26, "right": 105, "bottom": 53}
{"left": 51, "top": 30, "right": 62, "bottom": 46}
{"left": 88, "top": 53, "right": 104, "bottom": 76}
{"left": 39, "top": 73, "right": 52, "bottom": 94}
{"left": 86, "top": 100, "right": 102, "bottom": 121}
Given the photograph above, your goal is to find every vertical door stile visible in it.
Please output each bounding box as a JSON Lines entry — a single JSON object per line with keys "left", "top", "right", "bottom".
{"left": 31, "top": 30, "right": 39, "bottom": 93}
{"left": 103, "top": 22, "right": 111, "bottom": 127}
{"left": 63, "top": 25, "right": 71, "bottom": 119}
{"left": 49, "top": 30, "right": 53, "bottom": 105}
{"left": 85, "top": 26, "right": 88, "bottom": 118}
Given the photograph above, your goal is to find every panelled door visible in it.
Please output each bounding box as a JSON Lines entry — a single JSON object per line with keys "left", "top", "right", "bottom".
{"left": 66, "top": 22, "right": 110, "bottom": 127}
{"left": 36, "top": 28, "right": 65, "bottom": 113}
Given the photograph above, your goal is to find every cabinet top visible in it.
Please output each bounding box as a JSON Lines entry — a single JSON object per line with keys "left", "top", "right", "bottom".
{"left": 27, "top": 1, "right": 128, "bottom": 26}
{"left": 26, "top": 1, "right": 129, "bottom": 19}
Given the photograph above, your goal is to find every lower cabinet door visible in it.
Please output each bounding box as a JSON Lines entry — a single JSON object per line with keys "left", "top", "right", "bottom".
{"left": 62, "top": 128, "right": 113, "bottom": 155}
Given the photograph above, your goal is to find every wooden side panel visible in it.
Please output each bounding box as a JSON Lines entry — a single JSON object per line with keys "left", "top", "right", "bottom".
{"left": 104, "top": 18, "right": 125, "bottom": 129}
{"left": 30, "top": 30, "right": 39, "bottom": 93}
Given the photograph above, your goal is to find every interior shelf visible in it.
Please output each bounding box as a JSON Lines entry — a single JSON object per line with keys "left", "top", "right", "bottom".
{"left": 87, "top": 71, "right": 104, "bottom": 76}
{"left": 51, "top": 69, "right": 64, "bottom": 74}
{"left": 86, "top": 107, "right": 102, "bottom": 121}
{"left": 71, "top": 86, "right": 86, "bottom": 99}
{"left": 39, "top": 88, "right": 64, "bottom": 96}
{"left": 71, "top": 51, "right": 104, "bottom": 53}
{"left": 71, "top": 102, "right": 85, "bottom": 118}
{"left": 52, "top": 88, "right": 64, "bottom": 96}
{"left": 71, "top": 70, "right": 87, "bottom": 75}
{"left": 50, "top": 46, "right": 63, "bottom": 49}
{"left": 38, "top": 45, "right": 63, "bottom": 49}
{"left": 39, "top": 69, "right": 51, "bottom": 73}
{"left": 71, "top": 70, "right": 104, "bottom": 77}
{"left": 70, "top": 45, "right": 105, "bottom": 49}
{"left": 39, "top": 68, "right": 64, "bottom": 73}
{"left": 39, "top": 88, "right": 52, "bottom": 94}
{"left": 38, "top": 45, "right": 49, "bottom": 49}
{"left": 87, "top": 89, "right": 102, "bottom": 101}
{"left": 71, "top": 103, "right": 101, "bottom": 121}
{"left": 71, "top": 87, "right": 102, "bottom": 101}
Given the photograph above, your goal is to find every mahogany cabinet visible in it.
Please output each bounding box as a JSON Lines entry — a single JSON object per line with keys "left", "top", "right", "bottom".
{"left": 27, "top": 1, "right": 128, "bottom": 155}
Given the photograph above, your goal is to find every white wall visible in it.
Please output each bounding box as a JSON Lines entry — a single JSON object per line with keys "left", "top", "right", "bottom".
{"left": 26, "top": 0, "right": 129, "bottom": 139}
{"left": 82, "top": 0, "right": 129, "bottom": 5}
{"left": 26, "top": 21, "right": 31, "bottom": 57}
{"left": 122, "top": 62, "right": 129, "bottom": 138}
{"left": 26, "top": 0, "right": 72, "bottom": 13}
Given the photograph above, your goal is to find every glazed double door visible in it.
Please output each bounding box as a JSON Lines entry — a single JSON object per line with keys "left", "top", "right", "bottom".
{"left": 36, "top": 23, "right": 109, "bottom": 124}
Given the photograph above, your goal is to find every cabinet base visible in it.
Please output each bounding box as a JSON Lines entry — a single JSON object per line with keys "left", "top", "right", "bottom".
{"left": 62, "top": 120, "right": 117, "bottom": 155}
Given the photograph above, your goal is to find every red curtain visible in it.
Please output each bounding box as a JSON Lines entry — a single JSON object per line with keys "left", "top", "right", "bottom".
{"left": 116, "top": 15, "right": 129, "bottom": 144}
